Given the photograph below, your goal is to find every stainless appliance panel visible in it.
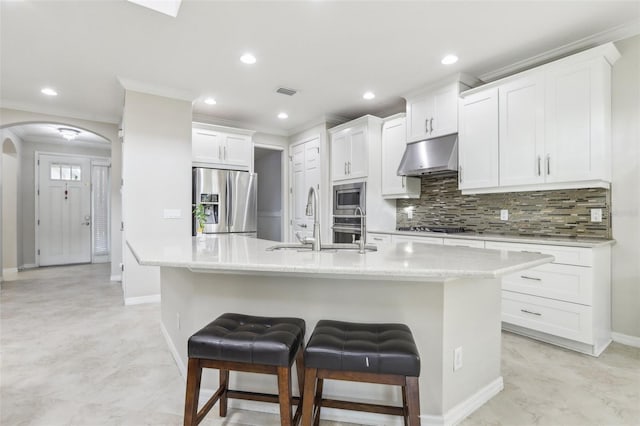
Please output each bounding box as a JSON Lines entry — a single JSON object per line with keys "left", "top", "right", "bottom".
{"left": 193, "top": 168, "right": 228, "bottom": 234}
{"left": 228, "top": 171, "right": 257, "bottom": 234}
{"left": 333, "top": 182, "right": 366, "bottom": 215}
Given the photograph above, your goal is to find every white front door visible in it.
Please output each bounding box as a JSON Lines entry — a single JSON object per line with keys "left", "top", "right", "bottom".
{"left": 38, "top": 154, "right": 92, "bottom": 266}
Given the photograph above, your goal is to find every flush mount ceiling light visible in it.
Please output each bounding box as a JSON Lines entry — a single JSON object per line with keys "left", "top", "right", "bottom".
{"left": 58, "top": 128, "right": 80, "bottom": 141}
{"left": 127, "top": 0, "right": 182, "bottom": 17}
{"left": 41, "top": 87, "right": 58, "bottom": 96}
{"left": 363, "top": 91, "right": 375, "bottom": 100}
{"left": 441, "top": 54, "right": 459, "bottom": 65}
{"left": 240, "top": 53, "right": 257, "bottom": 65}
{"left": 277, "top": 112, "right": 288, "bottom": 119}
{"left": 204, "top": 97, "right": 217, "bottom": 105}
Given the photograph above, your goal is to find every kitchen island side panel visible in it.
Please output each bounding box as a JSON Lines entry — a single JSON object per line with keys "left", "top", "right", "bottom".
{"left": 160, "top": 266, "right": 503, "bottom": 422}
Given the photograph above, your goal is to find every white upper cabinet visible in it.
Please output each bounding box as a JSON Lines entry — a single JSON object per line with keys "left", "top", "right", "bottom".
{"left": 330, "top": 116, "right": 382, "bottom": 182}
{"left": 404, "top": 75, "right": 477, "bottom": 144}
{"left": 458, "top": 43, "right": 620, "bottom": 194}
{"left": 458, "top": 88, "right": 499, "bottom": 190}
{"left": 381, "top": 114, "right": 420, "bottom": 198}
{"left": 192, "top": 123, "right": 254, "bottom": 170}
{"left": 498, "top": 75, "right": 546, "bottom": 186}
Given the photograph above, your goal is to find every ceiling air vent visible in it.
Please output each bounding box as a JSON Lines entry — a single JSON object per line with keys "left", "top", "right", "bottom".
{"left": 276, "top": 87, "right": 297, "bottom": 96}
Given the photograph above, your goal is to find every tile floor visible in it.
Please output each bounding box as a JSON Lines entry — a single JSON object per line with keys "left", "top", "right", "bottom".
{"left": 1, "top": 264, "right": 638, "bottom": 425}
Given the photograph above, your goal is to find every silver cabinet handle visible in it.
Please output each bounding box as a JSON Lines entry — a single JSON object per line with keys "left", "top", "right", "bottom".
{"left": 348, "top": 161, "right": 351, "bottom": 174}
{"left": 429, "top": 117, "right": 434, "bottom": 134}
{"left": 425, "top": 118, "right": 429, "bottom": 134}
{"left": 537, "top": 156, "right": 541, "bottom": 176}
{"left": 521, "top": 309, "right": 542, "bottom": 316}
{"left": 522, "top": 250, "right": 542, "bottom": 254}
{"left": 546, "top": 154, "right": 551, "bottom": 175}
{"left": 224, "top": 146, "right": 227, "bottom": 160}
{"left": 344, "top": 162, "right": 347, "bottom": 175}
{"left": 218, "top": 146, "right": 222, "bottom": 159}
{"left": 520, "top": 275, "right": 542, "bottom": 281}
{"left": 459, "top": 166, "right": 463, "bottom": 183}
{"left": 373, "top": 237, "right": 383, "bottom": 241}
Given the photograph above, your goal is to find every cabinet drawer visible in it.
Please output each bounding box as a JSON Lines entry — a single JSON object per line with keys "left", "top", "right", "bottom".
{"left": 502, "top": 263, "right": 592, "bottom": 305}
{"left": 502, "top": 291, "right": 593, "bottom": 344}
{"left": 367, "top": 233, "right": 392, "bottom": 245}
{"left": 485, "top": 241, "right": 592, "bottom": 266}
{"left": 443, "top": 238, "right": 485, "bottom": 248}
{"left": 393, "top": 235, "right": 443, "bottom": 245}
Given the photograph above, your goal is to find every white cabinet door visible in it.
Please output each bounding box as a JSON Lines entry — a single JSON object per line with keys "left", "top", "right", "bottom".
{"left": 406, "top": 95, "right": 432, "bottom": 143}
{"left": 331, "top": 131, "right": 349, "bottom": 181}
{"left": 499, "top": 76, "right": 545, "bottom": 186}
{"left": 223, "top": 133, "right": 251, "bottom": 169}
{"left": 393, "top": 235, "right": 443, "bottom": 245}
{"left": 432, "top": 83, "right": 459, "bottom": 137}
{"left": 458, "top": 88, "right": 499, "bottom": 190}
{"left": 192, "top": 129, "right": 222, "bottom": 164}
{"left": 545, "top": 59, "right": 608, "bottom": 183}
{"left": 290, "top": 138, "right": 320, "bottom": 240}
{"left": 381, "top": 116, "right": 420, "bottom": 198}
{"left": 348, "top": 125, "right": 367, "bottom": 179}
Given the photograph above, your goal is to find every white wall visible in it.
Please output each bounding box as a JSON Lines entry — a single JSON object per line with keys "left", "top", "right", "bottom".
{"left": 2, "top": 133, "right": 20, "bottom": 273}
{"left": 19, "top": 140, "right": 110, "bottom": 267}
{"left": 255, "top": 150, "right": 282, "bottom": 241}
{"left": 611, "top": 35, "right": 640, "bottom": 339}
{"left": 121, "top": 91, "right": 191, "bottom": 302}
{"left": 0, "top": 108, "right": 122, "bottom": 279}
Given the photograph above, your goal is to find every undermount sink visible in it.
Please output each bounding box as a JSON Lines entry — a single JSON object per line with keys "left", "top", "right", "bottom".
{"left": 266, "top": 243, "right": 377, "bottom": 253}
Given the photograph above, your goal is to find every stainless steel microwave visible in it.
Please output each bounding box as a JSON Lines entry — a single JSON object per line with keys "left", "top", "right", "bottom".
{"left": 333, "top": 182, "right": 365, "bottom": 215}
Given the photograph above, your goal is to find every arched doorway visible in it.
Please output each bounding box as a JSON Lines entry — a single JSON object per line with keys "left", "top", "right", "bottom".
{"left": 2, "top": 137, "right": 19, "bottom": 276}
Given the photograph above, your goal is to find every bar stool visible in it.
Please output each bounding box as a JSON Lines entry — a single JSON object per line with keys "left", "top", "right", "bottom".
{"left": 183, "top": 313, "right": 306, "bottom": 426}
{"left": 301, "top": 319, "right": 421, "bottom": 426}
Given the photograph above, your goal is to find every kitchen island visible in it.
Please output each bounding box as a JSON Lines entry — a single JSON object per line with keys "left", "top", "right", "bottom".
{"left": 128, "top": 234, "right": 553, "bottom": 426}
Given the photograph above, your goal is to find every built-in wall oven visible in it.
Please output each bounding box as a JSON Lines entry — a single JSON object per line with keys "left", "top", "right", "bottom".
{"left": 332, "top": 182, "right": 366, "bottom": 243}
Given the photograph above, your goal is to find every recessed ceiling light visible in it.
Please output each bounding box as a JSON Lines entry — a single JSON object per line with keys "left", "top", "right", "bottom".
{"left": 41, "top": 87, "right": 58, "bottom": 96}
{"left": 278, "top": 112, "right": 288, "bottom": 119}
{"left": 363, "top": 91, "right": 375, "bottom": 100}
{"left": 441, "top": 54, "right": 458, "bottom": 65}
{"left": 240, "top": 53, "right": 257, "bottom": 65}
{"left": 204, "top": 98, "right": 216, "bottom": 105}
{"left": 58, "top": 128, "right": 80, "bottom": 141}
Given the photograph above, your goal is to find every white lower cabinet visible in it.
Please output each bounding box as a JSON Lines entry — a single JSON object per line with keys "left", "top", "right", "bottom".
{"left": 393, "top": 235, "right": 443, "bottom": 245}
{"left": 485, "top": 240, "right": 611, "bottom": 356}
{"left": 443, "top": 238, "right": 485, "bottom": 248}
{"left": 367, "top": 232, "right": 392, "bottom": 245}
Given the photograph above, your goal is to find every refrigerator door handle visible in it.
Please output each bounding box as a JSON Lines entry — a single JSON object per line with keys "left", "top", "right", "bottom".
{"left": 227, "top": 173, "right": 233, "bottom": 227}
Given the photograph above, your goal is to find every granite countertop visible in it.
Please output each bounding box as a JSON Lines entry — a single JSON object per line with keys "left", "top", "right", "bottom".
{"left": 127, "top": 234, "right": 554, "bottom": 282}
{"left": 368, "top": 229, "right": 614, "bottom": 248}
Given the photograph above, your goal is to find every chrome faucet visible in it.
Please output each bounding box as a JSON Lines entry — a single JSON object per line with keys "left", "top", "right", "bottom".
{"left": 354, "top": 206, "right": 366, "bottom": 253}
{"left": 301, "top": 186, "right": 321, "bottom": 251}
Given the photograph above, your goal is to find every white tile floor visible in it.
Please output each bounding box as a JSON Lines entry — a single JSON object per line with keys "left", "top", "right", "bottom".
{"left": 1, "top": 264, "right": 638, "bottom": 425}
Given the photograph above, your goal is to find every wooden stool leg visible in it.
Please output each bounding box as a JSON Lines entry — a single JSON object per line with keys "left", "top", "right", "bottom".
{"left": 301, "top": 368, "right": 317, "bottom": 426}
{"left": 402, "top": 384, "right": 409, "bottom": 426}
{"left": 184, "top": 358, "right": 202, "bottom": 426}
{"left": 405, "top": 376, "right": 421, "bottom": 426}
{"left": 277, "top": 366, "right": 293, "bottom": 426}
{"left": 295, "top": 345, "right": 305, "bottom": 398}
{"left": 313, "top": 378, "right": 323, "bottom": 426}
{"left": 219, "top": 369, "right": 229, "bottom": 417}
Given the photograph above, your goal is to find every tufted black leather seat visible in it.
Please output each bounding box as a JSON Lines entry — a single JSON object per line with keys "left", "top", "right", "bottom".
{"left": 184, "top": 313, "right": 306, "bottom": 426}
{"left": 304, "top": 320, "right": 420, "bottom": 377}
{"left": 188, "top": 312, "right": 306, "bottom": 366}
{"left": 301, "top": 319, "right": 422, "bottom": 426}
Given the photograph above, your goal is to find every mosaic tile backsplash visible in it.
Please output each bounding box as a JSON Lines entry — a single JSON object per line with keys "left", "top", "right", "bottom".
{"left": 396, "top": 175, "right": 611, "bottom": 239}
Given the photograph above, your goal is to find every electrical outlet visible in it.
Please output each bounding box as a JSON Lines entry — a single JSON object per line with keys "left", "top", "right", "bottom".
{"left": 176, "top": 313, "right": 181, "bottom": 330}
{"left": 500, "top": 209, "right": 509, "bottom": 221}
{"left": 454, "top": 347, "right": 463, "bottom": 371}
{"left": 591, "top": 208, "right": 603, "bottom": 223}
{"left": 407, "top": 209, "right": 413, "bottom": 220}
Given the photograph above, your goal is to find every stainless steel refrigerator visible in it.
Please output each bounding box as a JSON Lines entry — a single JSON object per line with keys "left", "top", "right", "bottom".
{"left": 192, "top": 168, "right": 257, "bottom": 236}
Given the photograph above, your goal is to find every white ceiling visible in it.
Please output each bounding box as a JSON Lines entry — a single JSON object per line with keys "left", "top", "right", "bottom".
{"left": 1, "top": 1, "right": 638, "bottom": 135}
{"left": 7, "top": 123, "right": 111, "bottom": 149}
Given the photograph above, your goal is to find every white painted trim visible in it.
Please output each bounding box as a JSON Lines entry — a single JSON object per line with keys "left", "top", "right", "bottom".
{"left": 124, "top": 294, "right": 161, "bottom": 305}
{"left": 110, "top": 274, "right": 122, "bottom": 282}
{"left": 2, "top": 268, "right": 18, "bottom": 275}
{"left": 479, "top": 22, "right": 639, "bottom": 82}
{"left": 461, "top": 180, "right": 610, "bottom": 195}
{"left": 160, "top": 322, "right": 187, "bottom": 378}
{"left": 192, "top": 114, "right": 286, "bottom": 137}
{"left": 20, "top": 263, "right": 37, "bottom": 270}
{"left": 434, "top": 377, "right": 504, "bottom": 426}
{"left": 612, "top": 332, "right": 640, "bottom": 348}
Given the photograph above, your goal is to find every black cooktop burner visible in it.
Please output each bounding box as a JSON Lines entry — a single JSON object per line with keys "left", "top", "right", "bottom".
{"left": 398, "top": 226, "right": 467, "bottom": 234}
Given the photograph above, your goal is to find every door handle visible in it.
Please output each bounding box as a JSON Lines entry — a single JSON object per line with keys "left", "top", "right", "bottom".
{"left": 81, "top": 221, "right": 91, "bottom": 226}
{"left": 298, "top": 223, "right": 307, "bottom": 228}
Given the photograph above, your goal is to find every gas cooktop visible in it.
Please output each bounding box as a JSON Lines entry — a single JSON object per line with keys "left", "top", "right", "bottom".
{"left": 397, "top": 226, "right": 467, "bottom": 234}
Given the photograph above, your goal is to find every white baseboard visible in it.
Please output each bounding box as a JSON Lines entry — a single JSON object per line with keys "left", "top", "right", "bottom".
{"left": 160, "top": 322, "right": 187, "bottom": 378}
{"left": 20, "top": 263, "right": 37, "bottom": 270}
{"left": 124, "top": 294, "right": 161, "bottom": 305}
{"left": 110, "top": 274, "right": 122, "bottom": 282}
{"left": 2, "top": 268, "right": 18, "bottom": 275}
{"left": 612, "top": 332, "right": 640, "bottom": 348}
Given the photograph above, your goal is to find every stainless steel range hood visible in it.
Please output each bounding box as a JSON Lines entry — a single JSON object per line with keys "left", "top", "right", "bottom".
{"left": 397, "top": 134, "right": 458, "bottom": 176}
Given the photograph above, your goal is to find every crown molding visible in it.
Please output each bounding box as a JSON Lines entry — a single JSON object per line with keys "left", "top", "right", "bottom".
{"left": 191, "top": 113, "right": 287, "bottom": 137}
{"left": 479, "top": 19, "right": 640, "bottom": 82}
{"left": 118, "top": 76, "right": 198, "bottom": 103}
{"left": 287, "top": 114, "right": 349, "bottom": 137}
{"left": 0, "top": 101, "right": 120, "bottom": 125}
{"left": 24, "top": 135, "right": 111, "bottom": 150}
